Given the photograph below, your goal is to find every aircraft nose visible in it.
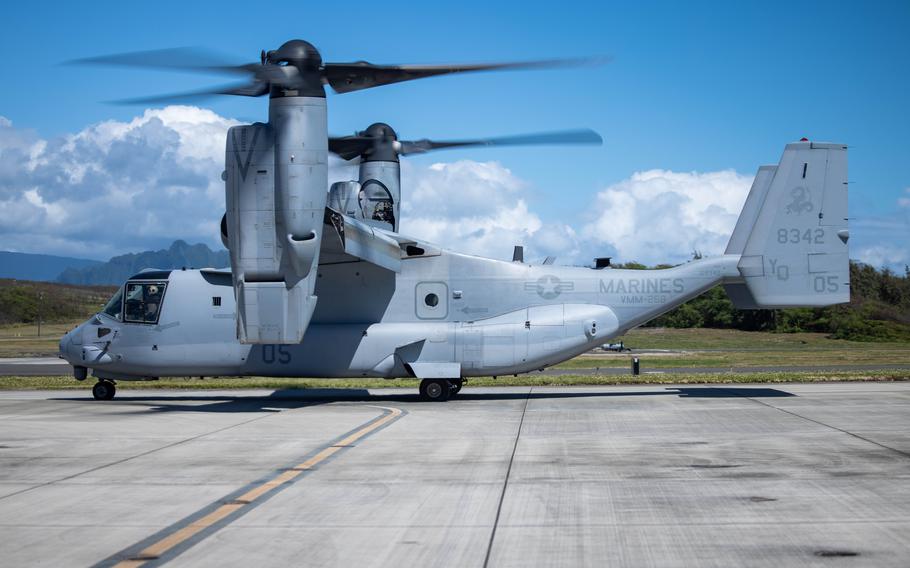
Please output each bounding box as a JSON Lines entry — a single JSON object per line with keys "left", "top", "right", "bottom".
{"left": 59, "top": 330, "right": 75, "bottom": 362}
{"left": 58, "top": 328, "right": 83, "bottom": 364}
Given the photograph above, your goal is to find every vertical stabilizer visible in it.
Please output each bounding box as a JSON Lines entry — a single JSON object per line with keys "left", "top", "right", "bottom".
{"left": 723, "top": 165, "right": 775, "bottom": 308}
{"left": 737, "top": 141, "right": 849, "bottom": 307}
{"left": 725, "top": 165, "right": 777, "bottom": 254}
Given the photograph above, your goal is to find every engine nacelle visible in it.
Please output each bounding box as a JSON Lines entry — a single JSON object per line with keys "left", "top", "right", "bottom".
{"left": 224, "top": 101, "right": 327, "bottom": 344}
{"left": 357, "top": 160, "right": 399, "bottom": 232}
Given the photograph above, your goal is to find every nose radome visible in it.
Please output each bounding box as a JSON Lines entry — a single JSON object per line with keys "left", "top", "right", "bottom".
{"left": 59, "top": 326, "right": 86, "bottom": 364}
{"left": 59, "top": 330, "right": 79, "bottom": 363}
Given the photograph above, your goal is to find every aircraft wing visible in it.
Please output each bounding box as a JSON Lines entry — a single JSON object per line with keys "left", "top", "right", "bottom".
{"left": 321, "top": 209, "right": 403, "bottom": 272}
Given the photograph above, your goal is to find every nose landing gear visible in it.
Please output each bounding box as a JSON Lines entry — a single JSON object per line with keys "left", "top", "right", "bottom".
{"left": 92, "top": 380, "right": 116, "bottom": 401}
{"left": 418, "top": 378, "right": 464, "bottom": 402}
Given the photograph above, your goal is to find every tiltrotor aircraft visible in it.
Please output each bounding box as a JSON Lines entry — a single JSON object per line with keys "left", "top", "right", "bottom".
{"left": 60, "top": 40, "right": 850, "bottom": 401}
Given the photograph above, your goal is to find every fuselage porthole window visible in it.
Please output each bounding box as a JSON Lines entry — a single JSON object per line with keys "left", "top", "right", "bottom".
{"left": 123, "top": 281, "right": 167, "bottom": 324}
{"left": 424, "top": 293, "right": 439, "bottom": 308}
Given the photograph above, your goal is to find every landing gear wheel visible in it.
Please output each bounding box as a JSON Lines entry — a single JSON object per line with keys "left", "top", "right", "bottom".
{"left": 92, "top": 380, "right": 116, "bottom": 401}
{"left": 449, "top": 379, "right": 464, "bottom": 396}
{"left": 419, "top": 379, "right": 451, "bottom": 402}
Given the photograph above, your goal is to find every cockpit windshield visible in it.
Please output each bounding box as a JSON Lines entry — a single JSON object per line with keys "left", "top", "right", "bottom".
{"left": 101, "top": 287, "right": 123, "bottom": 320}
{"left": 123, "top": 281, "right": 167, "bottom": 324}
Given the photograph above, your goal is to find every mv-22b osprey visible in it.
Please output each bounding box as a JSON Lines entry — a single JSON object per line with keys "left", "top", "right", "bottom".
{"left": 61, "top": 40, "right": 850, "bottom": 401}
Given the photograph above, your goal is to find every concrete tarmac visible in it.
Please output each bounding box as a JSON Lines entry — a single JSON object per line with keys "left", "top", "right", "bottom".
{"left": 1, "top": 384, "right": 909, "bottom": 567}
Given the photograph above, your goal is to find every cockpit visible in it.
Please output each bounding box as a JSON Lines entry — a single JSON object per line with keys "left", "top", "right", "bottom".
{"left": 99, "top": 272, "right": 170, "bottom": 325}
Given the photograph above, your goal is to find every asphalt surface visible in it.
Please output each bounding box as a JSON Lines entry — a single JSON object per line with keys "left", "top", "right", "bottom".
{"left": 2, "top": 357, "right": 909, "bottom": 377}
{"left": 0, "top": 357, "right": 68, "bottom": 376}
{"left": 1, "top": 384, "right": 909, "bottom": 567}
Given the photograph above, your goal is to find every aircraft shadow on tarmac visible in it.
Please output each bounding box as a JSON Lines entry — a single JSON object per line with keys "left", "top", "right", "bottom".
{"left": 51, "top": 386, "right": 794, "bottom": 414}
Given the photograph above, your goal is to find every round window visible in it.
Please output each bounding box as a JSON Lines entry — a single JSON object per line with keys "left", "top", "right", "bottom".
{"left": 424, "top": 293, "right": 439, "bottom": 307}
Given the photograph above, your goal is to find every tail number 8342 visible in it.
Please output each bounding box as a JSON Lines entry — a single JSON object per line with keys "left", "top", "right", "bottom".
{"left": 778, "top": 228, "right": 824, "bottom": 245}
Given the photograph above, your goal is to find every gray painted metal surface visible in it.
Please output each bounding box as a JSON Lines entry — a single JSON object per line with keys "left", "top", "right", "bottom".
{"left": 739, "top": 142, "right": 849, "bottom": 307}
{"left": 226, "top": 95, "right": 328, "bottom": 344}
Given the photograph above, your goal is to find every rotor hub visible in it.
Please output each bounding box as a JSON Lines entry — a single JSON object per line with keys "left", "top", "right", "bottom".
{"left": 358, "top": 122, "right": 401, "bottom": 163}
{"left": 266, "top": 40, "right": 325, "bottom": 98}
{"left": 361, "top": 122, "right": 398, "bottom": 141}
{"left": 267, "top": 39, "right": 322, "bottom": 69}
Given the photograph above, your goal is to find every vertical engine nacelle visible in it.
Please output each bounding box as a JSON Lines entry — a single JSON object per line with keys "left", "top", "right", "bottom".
{"left": 225, "top": 95, "right": 328, "bottom": 344}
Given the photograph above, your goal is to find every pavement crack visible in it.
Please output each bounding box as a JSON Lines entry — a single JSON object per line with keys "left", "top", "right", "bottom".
{"left": 712, "top": 386, "right": 910, "bottom": 460}
{"left": 483, "top": 387, "right": 531, "bottom": 568}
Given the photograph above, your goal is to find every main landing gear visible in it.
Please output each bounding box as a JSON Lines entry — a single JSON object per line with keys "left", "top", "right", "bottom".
{"left": 418, "top": 379, "right": 464, "bottom": 402}
{"left": 92, "top": 380, "right": 116, "bottom": 401}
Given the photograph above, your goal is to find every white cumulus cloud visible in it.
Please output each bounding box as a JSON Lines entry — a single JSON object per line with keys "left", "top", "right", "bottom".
{"left": 579, "top": 169, "right": 753, "bottom": 265}
{"left": 397, "top": 160, "right": 546, "bottom": 258}
{"left": 899, "top": 187, "right": 910, "bottom": 209}
{"left": 0, "top": 107, "right": 240, "bottom": 259}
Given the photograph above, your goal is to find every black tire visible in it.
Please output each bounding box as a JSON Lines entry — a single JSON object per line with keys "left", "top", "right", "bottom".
{"left": 449, "top": 379, "right": 464, "bottom": 396}
{"left": 419, "top": 379, "right": 450, "bottom": 402}
{"left": 92, "top": 381, "right": 116, "bottom": 401}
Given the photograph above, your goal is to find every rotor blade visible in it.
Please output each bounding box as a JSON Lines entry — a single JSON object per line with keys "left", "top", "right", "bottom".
{"left": 328, "top": 136, "right": 373, "bottom": 161}
{"left": 322, "top": 57, "right": 607, "bottom": 94}
{"left": 67, "top": 47, "right": 254, "bottom": 75}
{"left": 108, "top": 81, "right": 269, "bottom": 105}
{"left": 398, "top": 129, "right": 603, "bottom": 155}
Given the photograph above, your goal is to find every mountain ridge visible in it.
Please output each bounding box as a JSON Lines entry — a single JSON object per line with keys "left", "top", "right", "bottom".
{"left": 56, "top": 240, "right": 229, "bottom": 285}
{"left": 0, "top": 251, "right": 101, "bottom": 282}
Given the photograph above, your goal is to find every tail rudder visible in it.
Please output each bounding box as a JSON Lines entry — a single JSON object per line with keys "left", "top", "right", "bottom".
{"left": 736, "top": 141, "right": 849, "bottom": 308}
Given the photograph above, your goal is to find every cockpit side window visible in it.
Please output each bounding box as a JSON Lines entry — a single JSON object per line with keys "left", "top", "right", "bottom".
{"left": 102, "top": 287, "right": 123, "bottom": 320}
{"left": 123, "top": 281, "right": 167, "bottom": 324}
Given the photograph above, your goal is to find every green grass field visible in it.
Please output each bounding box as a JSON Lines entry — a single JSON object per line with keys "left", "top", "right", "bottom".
{"left": 0, "top": 322, "right": 74, "bottom": 357}
{"left": 556, "top": 327, "right": 910, "bottom": 369}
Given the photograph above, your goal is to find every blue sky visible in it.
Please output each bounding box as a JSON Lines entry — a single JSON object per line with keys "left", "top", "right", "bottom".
{"left": 1, "top": 0, "right": 908, "bottom": 267}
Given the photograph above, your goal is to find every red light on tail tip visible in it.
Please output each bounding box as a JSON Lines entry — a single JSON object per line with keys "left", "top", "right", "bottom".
{"left": 800, "top": 137, "right": 809, "bottom": 142}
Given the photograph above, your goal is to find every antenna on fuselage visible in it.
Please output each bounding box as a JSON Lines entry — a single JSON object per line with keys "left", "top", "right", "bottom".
{"left": 512, "top": 245, "right": 525, "bottom": 263}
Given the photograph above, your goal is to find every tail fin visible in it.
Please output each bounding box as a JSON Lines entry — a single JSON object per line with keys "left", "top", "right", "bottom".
{"left": 733, "top": 141, "right": 849, "bottom": 308}
{"left": 725, "top": 165, "right": 777, "bottom": 255}
{"left": 723, "top": 166, "right": 776, "bottom": 308}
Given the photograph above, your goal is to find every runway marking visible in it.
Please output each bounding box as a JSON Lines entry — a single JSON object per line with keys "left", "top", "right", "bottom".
{"left": 96, "top": 404, "right": 405, "bottom": 568}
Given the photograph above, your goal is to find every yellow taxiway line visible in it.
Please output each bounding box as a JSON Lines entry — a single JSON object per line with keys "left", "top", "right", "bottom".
{"left": 113, "top": 405, "right": 403, "bottom": 568}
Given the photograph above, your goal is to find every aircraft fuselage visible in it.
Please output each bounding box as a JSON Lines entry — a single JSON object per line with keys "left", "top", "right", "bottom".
{"left": 60, "top": 250, "right": 741, "bottom": 381}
